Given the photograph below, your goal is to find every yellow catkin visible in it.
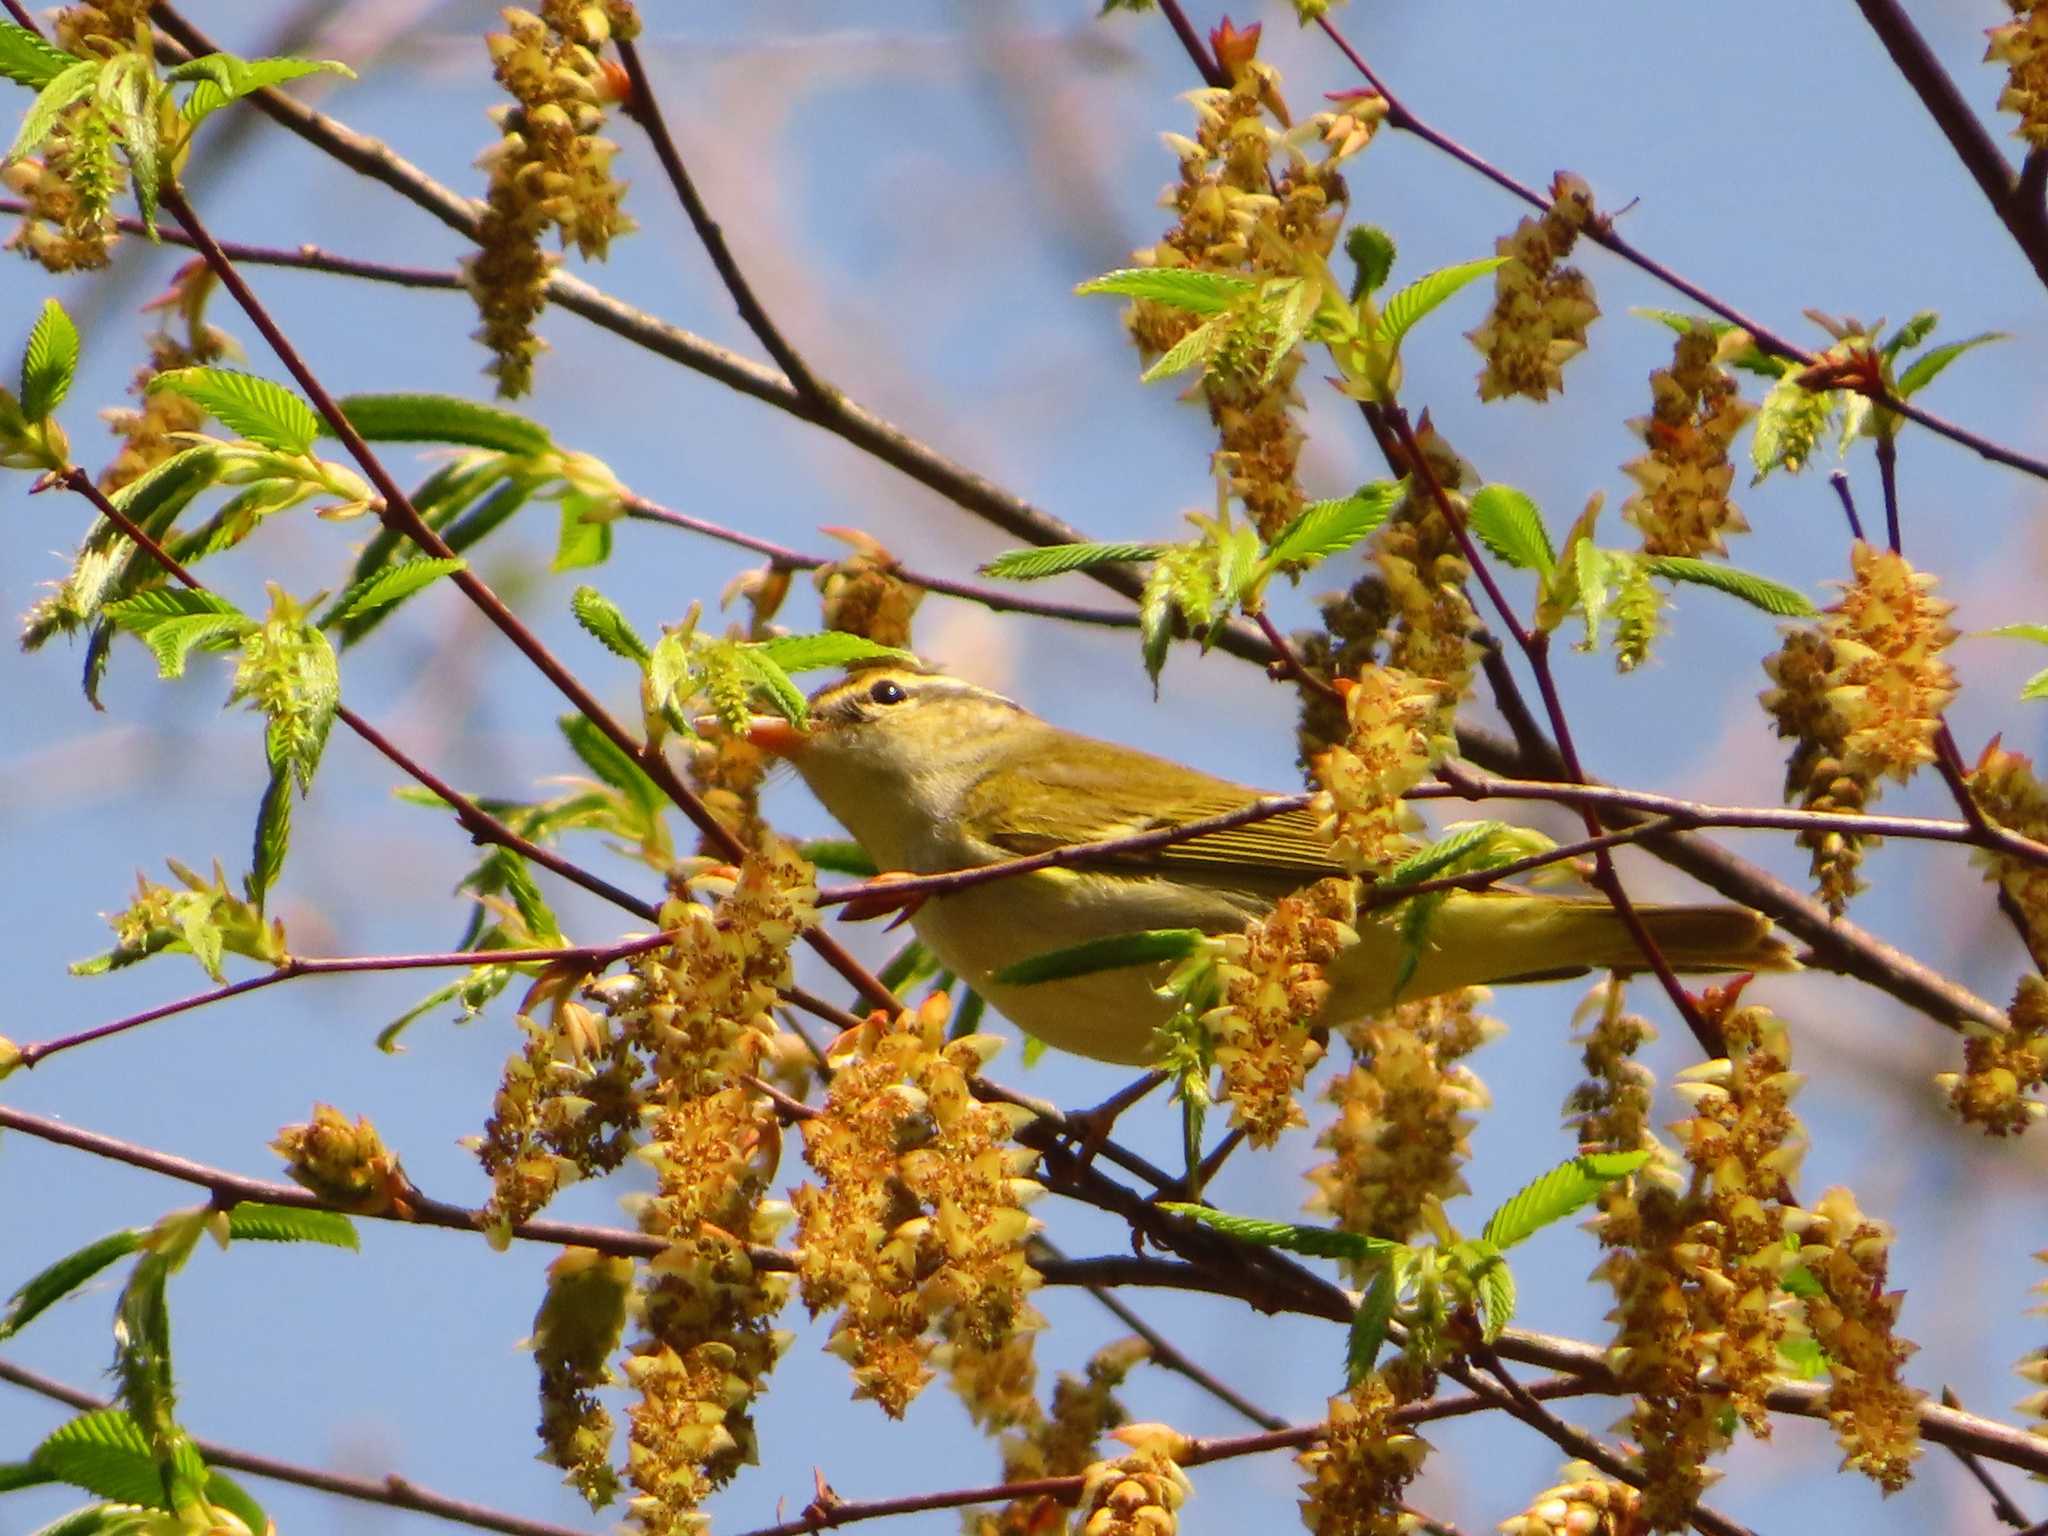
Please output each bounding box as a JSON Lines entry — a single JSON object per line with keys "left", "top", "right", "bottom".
{"left": 1310, "top": 667, "right": 1450, "bottom": 875}
{"left": 1204, "top": 878, "right": 1359, "bottom": 1146}
{"left": 1968, "top": 742, "right": 2048, "bottom": 964}
{"left": 815, "top": 530, "right": 924, "bottom": 649}
{"left": 1989, "top": 2, "right": 2048, "bottom": 146}
{"left": 1621, "top": 329, "right": 1754, "bottom": 559}
{"left": 1072, "top": 1425, "right": 1192, "bottom": 1536}
{"left": 531, "top": 1248, "right": 634, "bottom": 1508}
{"left": 1296, "top": 1375, "right": 1429, "bottom": 1536}
{"left": 1796, "top": 1187, "right": 1922, "bottom": 1491}
{"left": 1469, "top": 171, "right": 1600, "bottom": 402}
{"left": 2015, "top": 1250, "right": 2048, "bottom": 1458}
{"left": 272, "top": 1104, "right": 413, "bottom": 1216}
{"left": 968, "top": 1337, "right": 1150, "bottom": 1536}
{"left": 1307, "top": 987, "right": 1500, "bottom": 1264}
{"left": 1938, "top": 972, "right": 2048, "bottom": 1134}
{"left": 1496, "top": 1463, "right": 1643, "bottom": 1536}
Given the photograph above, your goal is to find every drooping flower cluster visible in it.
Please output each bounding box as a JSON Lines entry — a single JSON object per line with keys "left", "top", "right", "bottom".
{"left": 1563, "top": 979, "right": 1659, "bottom": 1159}
{"left": 1621, "top": 329, "right": 1754, "bottom": 558}
{"left": 967, "top": 1336, "right": 1150, "bottom": 1536}
{"left": 531, "top": 1247, "right": 634, "bottom": 1509}
{"left": 2017, "top": 1251, "right": 2048, "bottom": 1447}
{"left": 1306, "top": 987, "right": 1501, "bottom": 1263}
{"left": 1123, "top": 25, "right": 1372, "bottom": 541}
{"left": 272, "top": 1104, "right": 415, "bottom": 1216}
{"left": 1468, "top": 171, "right": 1600, "bottom": 402}
{"left": 1496, "top": 1463, "right": 1643, "bottom": 1536}
{"left": 815, "top": 528, "right": 924, "bottom": 649}
{"left": 1938, "top": 972, "right": 2048, "bottom": 1135}
{"left": 1071, "top": 1424, "right": 1192, "bottom": 1536}
{"left": 1296, "top": 1374, "right": 1429, "bottom": 1536}
{"left": 1795, "top": 1187, "right": 1923, "bottom": 1491}
{"left": 469, "top": 3, "right": 640, "bottom": 394}
{"left": 1760, "top": 543, "right": 1957, "bottom": 912}
{"left": 52, "top": 0, "right": 149, "bottom": 53}
{"left": 1204, "top": 878, "right": 1359, "bottom": 1145}
{"left": 1988, "top": 2, "right": 2048, "bottom": 146}
{"left": 3, "top": 143, "right": 120, "bottom": 273}
{"left": 1967, "top": 740, "right": 2048, "bottom": 962}
{"left": 792, "top": 992, "right": 1044, "bottom": 1418}
{"left": 1310, "top": 667, "right": 1451, "bottom": 874}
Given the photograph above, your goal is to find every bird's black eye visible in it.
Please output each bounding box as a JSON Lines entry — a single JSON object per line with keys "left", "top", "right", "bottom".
{"left": 868, "top": 679, "right": 907, "bottom": 706}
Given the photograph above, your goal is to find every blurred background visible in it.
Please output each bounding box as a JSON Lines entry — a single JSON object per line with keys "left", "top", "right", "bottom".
{"left": 3, "top": 2, "right": 2047, "bottom": 1533}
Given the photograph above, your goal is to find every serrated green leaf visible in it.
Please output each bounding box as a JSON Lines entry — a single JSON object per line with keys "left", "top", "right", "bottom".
{"left": 736, "top": 645, "right": 809, "bottom": 728}
{"left": 802, "top": 839, "right": 878, "bottom": 877}
{"left": 981, "top": 542, "right": 1167, "bottom": 582}
{"left": 1645, "top": 556, "right": 1815, "bottom": 617}
{"left": 247, "top": 765, "right": 290, "bottom": 911}
{"left": 9, "top": 58, "right": 96, "bottom": 160}
{"left": 995, "top": 928, "right": 1207, "bottom": 986}
{"left": 27, "top": 1506, "right": 155, "bottom": 1536}
{"left": 147, "top": 368, "right": 321, "bottom": 455}
{"left": 1345, "top": 224, "right": 1396, "bottom": 299}
{"left": 175, "top": 53, "right": 353, "bottom": 126}
{"left": 0, "top": 1230, "right": 143, "bottom": 1343}
{"left": 1264, "top": 481, "right": 1402, "bottom": 568}
{"left": 1375, "top": 256, "right": 1507, "bottom": 354}
{"left": 1750, "top": 370, "right": 1838, "bottom": 483}
{"left": 328, "top": 392, "right": 549, "bottom": 454}
{"left": 1346, "top": 1264, "right": 1397, "bottom": 1384}
{"left": 559, "top": 713, "right": 662, "bottom": 822}
{"left": 103, "top": 56, "right": 158, "bottom": 234}
{"left": 1075, "top": 267, "right": 1256, "bottom": 315}
{"left": 2022, "top": 664, "right": 2048, "bottom": 702}
{"left": 1391, "top": 889, "right": 1444, "bottom": 999}
{"left": 333, "top": 557, "right": 466, "bottom": 621}
{"left": 1880, "top": 311, "right": 1938, "bottom": 358}
{"left": 1776, "top": 1334, "right": 1829, "bottom": 1381}
{"left": 224, "top": 1203, "right": 358, "bottom": 1248}
{"left": 1575, "top": 540, "right": 1615, "bottom": 649}
{"left": 31, "top": 1411, "right": 164, "bottom": 1509}
{"left": 21, "top": 296, "right": 79, "bottom": 421}
{"left": 567, "top": 584, "right": 649, "bottom": 665}
{"left": 553, "top": 500, "right": 610, "bottom": 572}
{"left": 102, "top": 589, "right": 253, "bottom": 679}
{"left": 1138, "top": 558, "right": 1176, "bottom": 690}
{"left": 1161, "top": 1203, "right": 1403, "bottom": 1263}
{"left": 1382, "top": 822, "right": 1512, "bottom": 890}
{"left": 1466, "top": 484, "right": 1555, "bottom": 573}
{"left": 1481, "top": 1150, "right": 1649, "bottom": 1250}
{"left": 1466, "top": 1239, "right": 1515, "bottom": 1341}
{"left": 1895, "top": 331, "right": 2005, "bottom": 399}
{"left": 110, "top": 1248, "right": 176, "bottom": 1486}
{"left": 750, "top": 632, "right": 915, "bottom": 674}
{"left": 1140, "top": 314, "right": 1225, "bottom": 383}
{"left": 0, "top": 23, "right": 83, "bottom": 88}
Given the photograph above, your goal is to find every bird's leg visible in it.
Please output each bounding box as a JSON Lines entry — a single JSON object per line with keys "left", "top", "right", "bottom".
{"left": 1061, "top": 1070, "right": 1170, "bottom": 1163}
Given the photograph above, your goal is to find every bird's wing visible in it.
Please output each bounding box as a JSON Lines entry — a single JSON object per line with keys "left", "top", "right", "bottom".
{"left": 963, "top": 745, "right": 1344, "bottom": 885}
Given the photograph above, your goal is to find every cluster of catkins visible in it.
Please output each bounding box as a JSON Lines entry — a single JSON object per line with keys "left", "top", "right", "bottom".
{"left": 1621, "top": 328, "right": 1754, "bottom": 558}
{"left": 1760, "top": 542, "right": 1957, "bottom": 912}
{"left": 1468, "top": 172, "right": 1601, "bottom": 402}
{"left": 1989, "top": 1, "right": 2048, "bottom": 145}
{"left": 470, "top": 2, "right": 640, "bottom": 394}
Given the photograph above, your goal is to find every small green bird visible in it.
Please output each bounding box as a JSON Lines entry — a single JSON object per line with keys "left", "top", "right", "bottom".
{"left": 747, "top": 668, "right": 1790, "bottom": 1065}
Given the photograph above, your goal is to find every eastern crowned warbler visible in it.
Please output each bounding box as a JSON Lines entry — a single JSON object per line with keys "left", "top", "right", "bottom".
{"left": 744, "top": 668, "right": 1791, "bottom": 1065}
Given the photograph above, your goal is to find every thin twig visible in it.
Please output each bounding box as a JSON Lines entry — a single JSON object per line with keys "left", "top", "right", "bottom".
{"left": 1828, "top": 470, "right": 1868, "bottom": 543}
{"left": 0, "top": 1358, "right": 595, "bottom": 1536}
{"left": 1940, "top": 1386, "right": 2034, "bottom": 1529}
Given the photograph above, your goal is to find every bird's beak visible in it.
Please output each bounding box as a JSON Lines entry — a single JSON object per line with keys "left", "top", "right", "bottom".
{"left": 740, "top": 715, "right": 808, "bottom": 757}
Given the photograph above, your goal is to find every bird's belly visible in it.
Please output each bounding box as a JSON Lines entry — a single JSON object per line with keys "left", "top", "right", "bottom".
{"left": 911, "top": 870, "right": 1230, "bottom": 1066}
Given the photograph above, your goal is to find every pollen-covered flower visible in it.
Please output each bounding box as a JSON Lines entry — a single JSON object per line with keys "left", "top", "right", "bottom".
{"left": 1204, "top": 878, "right": 1359, "bottom": 1146}
{"left": 3, "top": 137, "right": 120, "bottom": 273}
{"left": 273, "top": 1104, "right": 415, "bottom": 1216}
{"left": 1496, "top": 1463, "right": 1643, "bottom": 1536}
{"left": 1297, "top": 1374, "right": 1429, "bottom": 1536}
{"left": 969, "top": 1336, "right": 1150, "bottom": 1536}
{"left": 1795, "top": 1187, "right": 1922, "bottom": 1491}
{"left": 1469, "top": 172, "right": 1600, "bottom": 402}
{"left": 1989, "top": 2, "right": 2048, "bottom": 146}
{"left": 815, "top": 528, "right": 924, "bottom": 649}
{"left": 793, "top": 993, "right": 1044, "bottom": 1418}
{"left": 1563, "top": 978, "right": 1660, "bottom": 1159}
{"left": 1072, "top": 1425, "right": 1192, "bottom": 1536}
{"left": 1966, "top": 741, "right": 2048, "bottom": 960}
{"left": 1621, "top": 329, "right": 1754, "bottom": 559}
{"left": 1939, "top": 972, "right": 2048, "bottom": 1135}
{"left": 52, "top": 0, "right": 149, "bottom": 54}
{"left": 1310, "top": 666, "right": 1450, "bottom": 874}
{"left": 1307, "top": 987, "right": 1501, "bottom": 1262}
{"left": 531, "top": 1247, "right": 634, "bottom": 1508}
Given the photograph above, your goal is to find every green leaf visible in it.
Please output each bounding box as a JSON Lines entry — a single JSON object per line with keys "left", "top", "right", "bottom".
{"left": 101, "top": 589, "right": 253, "bottom": 679}
{"left": 1075, "top": 267, "right": 1257, "bottom": 315}
{"left": 200, "top": 1471, "right": 269, "bottom": 1536}
{"left": 1160, "top": 1203, "right": 1402, "bottom": 1263}
{"left": 247, "top": 765, "right": 290, "bottom": 912}
{"left": 31, "top": 1411, "right": 164, "bottom": 1508}
{"left": 0, "top": 23, "right": 82, "bottom": 88}
{"left": 802, "top": 839, "right": 878, "bottom": 877}
{"left": 1481, "top": 1150, "right": 1649, "bottom": 1250}
{"left": 0, "top": 1230, "right": 143, "bottom": 1343}
{"left": 1139, "top": 314, "right": 1225, "bottom": 383}
{"left": 1382, "top": 821, "right": 1512, "bottom": 890}
{"left": 1345, "top": 224, "right": 1397, "bottom": 299}
{"left": 224, "top": 1203, "right": 358, "bottom": 1249}
{"left": 1346, "top": 1264, "right": 1397, "bottom": 1384}
{"left": 1776, "top": 1335, "right": 1829, "bottom": 1381}
{"left": 1986, "top": 622, "right": 2048, "bottom": 647}
{"left": 1880, "top": 312, "right": 1939, "bottom": 358}
{"left": 333, "top": 557, "right": 466, "bottom": 621}
{"left": 559, "top": 714, "right": 662, "bottom": 822}
{"left": 1574, "top": 540, "right": 1615, "bottom": 649}
{"left": 981, "top": 542, "right": 1167, "bottom": 582}
{"left": 174, "top": 53, "right": 353, "bottom": 126}
{"left": 553, "top": 500, "right": 611, "bottom": 572}
{"left": 1467, "top": 1239, "right": 1515, "bottom": 1341}
{"left": 1645, "top": 556, "right": 1816, "bottom": 617}
{"left": 328, "top": 391, "right": 550, "bottom": 454}
{"left": 27, "top": 1506, "right": 156, "bottom": 1536}
{"left": 0, "top": 1461, "right": 53, "bottom": 1492}
{"left": 1264, "top": 481, "right": 1402, "bottom": 568}
{"left": 9, "top": 58, "right": 96, "bottom": 159}
{"left": 568, "top": 584, "right": 649, "bottom": 665}
{"left": 750, "top": 632, "right": 915, "bottom": 674}
{"left": 1895, "top": 331, "right": 2005, "bottom": 398}
{"left": 736, "top": 645, "right": 809, "bottom": 729}
{"left": 103, "top": 55, "right": 159, "bottom": 234}
{"left": 1374, "top": 256, "right": 1507, "bottom": 354}
{"left": 375, "top": 974, "right": 474, "bottom": 1052}
{"left": 1138, "top": 561, "right": 1175, "bottom": 689}
{"left": 147, "top": 368, "right": 321, "bottom": 455}
{"left": 1466, "top": 484, "right": 1555, "bottom": 574}
{"left": 2022, "top": 664, "right": 2048, "bottom": 703}
{"left": 1780, "top": 1260, "right": 1824, "bottom": 1301}
{"left": 20, "top": 296, "right": 79, "bottom": 421}
{"left": 1391, "top": 889, "right": 1444, "bottom": 999}
{"left": 994, "top": 928, "right": 1208, "bottom": 986}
